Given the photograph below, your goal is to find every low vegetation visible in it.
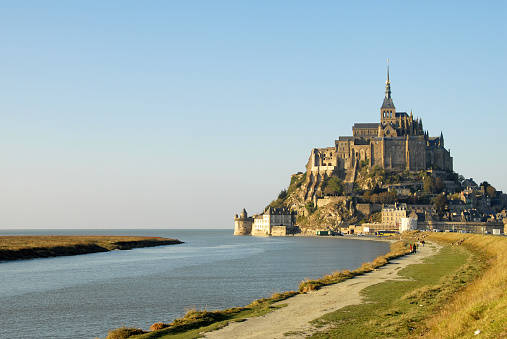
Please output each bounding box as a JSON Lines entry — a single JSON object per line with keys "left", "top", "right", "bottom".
{"left": 308, "top": 232, "right": 507, "bottom": 338}
{"left": 109, "top": 291, "right": 298, "bottom": 339}
{"left": 105, "top": 327, "right": 145, "bottom": 339}
{"left": 0, "top": 236, "right": 182, "bottom": 261}
{"left": 422, "top": 233, "right": 507, "bottom": 338}
{"left": 101, "top": 233, "right": 507, "bottom": 339}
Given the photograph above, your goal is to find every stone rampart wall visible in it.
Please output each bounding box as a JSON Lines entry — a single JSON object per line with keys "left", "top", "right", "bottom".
{"left": 316, "top": 196, "right": 347, "bottom": 208}
{"left": 234, "top": 219, "right": 253, "bottom": 235}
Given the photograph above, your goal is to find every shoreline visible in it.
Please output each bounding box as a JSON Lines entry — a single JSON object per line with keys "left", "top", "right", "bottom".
{"left": 295, "top": 233, "right": 398, "bottom": 243}
{"left": 102, "top": 233, "right": 507, "bottom": 338}
{"left": 111, "top": 236, "right": 411, "bottom": 338}
{"left": 0, "top": 235, "right": 183, "bottom": 261}
{"left": 204, "top": 240, "right": 439, "bottom": 338}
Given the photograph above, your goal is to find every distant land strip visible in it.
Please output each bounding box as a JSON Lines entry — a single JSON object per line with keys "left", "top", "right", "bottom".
{"left": 0, "top": 235, "right": 183, "bottom": 261}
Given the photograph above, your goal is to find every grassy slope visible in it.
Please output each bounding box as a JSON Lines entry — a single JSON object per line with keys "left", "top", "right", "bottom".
{"left": 423, "top": 233, "right": 507, "bottom": 338}
{"left": 310, "top": 243, "right": 473, "bottom": 338}
{"left": 0, "top": 235, "right": 182, "bottom": 261}
{"left": 310, "top": 233, "right": 506, "bottom": 338}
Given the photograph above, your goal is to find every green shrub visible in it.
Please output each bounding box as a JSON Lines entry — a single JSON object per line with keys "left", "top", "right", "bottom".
{"left": 105, "top": 327, "right": 145, "bottom": 339}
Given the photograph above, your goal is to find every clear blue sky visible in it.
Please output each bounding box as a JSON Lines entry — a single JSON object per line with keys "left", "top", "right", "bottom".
{"left": 1, "top": 1, "right": 505, "bottom": 229}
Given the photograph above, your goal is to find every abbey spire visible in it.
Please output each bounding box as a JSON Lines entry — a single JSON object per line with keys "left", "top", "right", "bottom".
{"left": 385, "top": 60, "right": 392, "bottom": 100}
{"left": 380, "top": 59, "right": 396, "bottom": 124}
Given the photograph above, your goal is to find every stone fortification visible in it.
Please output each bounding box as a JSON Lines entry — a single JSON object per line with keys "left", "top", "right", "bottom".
{"left": 234, "top": 208, "right": 253, "bottom": 235}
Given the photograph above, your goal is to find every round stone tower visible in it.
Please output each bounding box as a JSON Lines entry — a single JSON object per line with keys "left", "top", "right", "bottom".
{"left": 234, "top": 208, "right": 253, "bottom": 235}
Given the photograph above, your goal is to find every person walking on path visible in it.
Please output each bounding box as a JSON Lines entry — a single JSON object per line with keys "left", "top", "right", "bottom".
{"left": 413, "top": 243, "right": 417, "bottom": 253}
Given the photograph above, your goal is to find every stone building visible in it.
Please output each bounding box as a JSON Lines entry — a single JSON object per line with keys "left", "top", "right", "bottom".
{"left": 305, "top": 63, "right": 453, "bottom": 201}
{"left": 234, "top": 208, "right": 253, "bottom": 235}
{"left": 382, "top": 203, "right": 408, "bottom": 226}
{"left": 252, "top": 207, "right": 293, "bottom": 236}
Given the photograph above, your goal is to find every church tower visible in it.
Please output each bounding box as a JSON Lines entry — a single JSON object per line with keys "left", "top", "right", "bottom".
{"left": 380, "top": 60, "right": 396, "bottom": 126}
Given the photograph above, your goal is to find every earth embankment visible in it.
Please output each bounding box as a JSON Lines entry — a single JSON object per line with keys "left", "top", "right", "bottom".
{"left": 0, "top": 235, "right": 183, "bottom": 261}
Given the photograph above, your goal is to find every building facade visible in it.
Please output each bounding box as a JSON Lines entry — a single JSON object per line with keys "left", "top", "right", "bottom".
{"left": 252, "top": 207, "right": 293, "bottom": 236}
{"left": 235, "top": 207, "right": 294, "bottom": 236}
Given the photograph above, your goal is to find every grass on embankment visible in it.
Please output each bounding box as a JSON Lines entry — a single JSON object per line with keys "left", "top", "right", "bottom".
{"left": 309, "top": 232, "right": 507, "bottom": 339}
{"left": 423, "top": 233, "right": 507, "bottom": 338}
{"left": 103, "top": 291, "right": 298, "bottom": 339}
{"left": 0, "top": 235, "right": 182, "bottom": 261}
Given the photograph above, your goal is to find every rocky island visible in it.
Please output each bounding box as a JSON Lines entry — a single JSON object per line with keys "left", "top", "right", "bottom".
{"left": 235, "top": 64, "right": 507, "bottom": 237}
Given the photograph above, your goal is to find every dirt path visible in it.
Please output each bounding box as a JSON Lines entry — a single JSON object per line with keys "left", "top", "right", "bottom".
{"left": 204, "top": 241, "right": 441, "bottom": 339}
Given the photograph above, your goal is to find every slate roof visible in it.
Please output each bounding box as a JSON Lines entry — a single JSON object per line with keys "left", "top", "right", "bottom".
{"left": 381, "top": 97, "right": 395, "bottom": 109}
{"left": 264, "top": 207, "right": 291, "bottom": 215}
{"left": 353, "top": 123, "right": 380, "bottom": 129}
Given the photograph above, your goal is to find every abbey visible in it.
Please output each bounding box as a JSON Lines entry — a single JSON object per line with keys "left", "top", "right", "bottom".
{"left": 234, "top": 64, "right": 461, "bottom": 236}
{"left": 307, "top": 64, "right": 452, "bottom": 187}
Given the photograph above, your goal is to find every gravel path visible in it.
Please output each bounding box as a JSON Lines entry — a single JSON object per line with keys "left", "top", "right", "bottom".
{"left": 204, "top": 241, "right": 441, "bottom": 339}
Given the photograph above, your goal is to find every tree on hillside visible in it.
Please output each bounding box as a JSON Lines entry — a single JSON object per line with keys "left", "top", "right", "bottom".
{"left": 486, "top": 186, "right": 497, "bottom": 198}
{"left": 457, "top": 174, "right": 465, "bottom": 184}
{"left": 322, "top": 176, "right": 344, "bottom": 196}
{"left": 305, "top": 201, "right": 316, "bottom": 214}
{"left": 434, "top": 177, "right": 445, "bottom": 193}
{"left": 432, "top": 194, "right": 448, "bottom": 213}
{"left": 372, "top": 183, "right": 382, "bottom": 194}
{"left": 423, "top": 176, "right": 435, "bottom": 193}
{"left": 378, "top": 191, "right": 397, "bottom": 204}
{"left": 422, "top": 175, "right": 445, "bottom": 194}
{"left": 386, "top": 172, "right": 402, "bottom": 184}
{"left": 363, "top": 191, "right": 372, "bottom": 203}
{"left": 359, "top": 158, "right": 369, "bottom": 169}
{"left": 278, "top": 189, "right": 288, "bottom": 200}
{"left": 370, "top": 193, "right": 380, "bottom": 204}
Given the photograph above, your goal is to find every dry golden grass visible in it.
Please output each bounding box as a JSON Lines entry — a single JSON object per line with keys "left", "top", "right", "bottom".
{"left": 0, "top": 235, "right": 182, "bottom": 260}
{"left": 104, "top": 327, "right": 145, "bottom": 339}
{"left": 0, "top": 235, "right": 178, "bottom": 250}
{"left": 149, "top": 322, "right": 167, "bottom": 331}
{"left": 422, "top": 233, "right": 507, "bottom": 338}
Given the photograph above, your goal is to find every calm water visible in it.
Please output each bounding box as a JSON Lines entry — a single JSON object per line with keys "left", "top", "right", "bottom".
{"left": 0, "top": 229, "right": 389, "bottom": 339}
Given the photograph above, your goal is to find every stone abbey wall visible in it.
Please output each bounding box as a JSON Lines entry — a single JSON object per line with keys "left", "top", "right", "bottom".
{"left": 303, "top": 67, "right": 453, "bottom": 202}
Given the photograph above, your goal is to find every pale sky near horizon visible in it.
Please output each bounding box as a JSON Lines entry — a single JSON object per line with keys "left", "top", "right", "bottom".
{"left": 1, "top": 1, "right": 506, "bottom": 229}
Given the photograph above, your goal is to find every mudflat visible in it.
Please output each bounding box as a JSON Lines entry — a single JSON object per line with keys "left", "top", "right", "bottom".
{"left": 0, "top": 235, "right": 183, "bottom": 261}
